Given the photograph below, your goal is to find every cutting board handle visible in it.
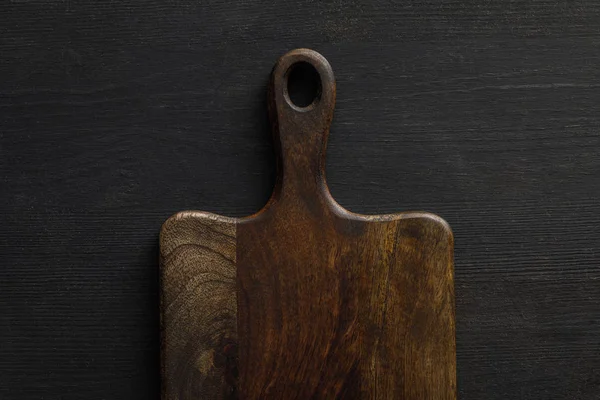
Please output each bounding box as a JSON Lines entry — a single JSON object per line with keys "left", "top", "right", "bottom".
{"left": 267, "top": 49, "right": 336, "bottom": 201}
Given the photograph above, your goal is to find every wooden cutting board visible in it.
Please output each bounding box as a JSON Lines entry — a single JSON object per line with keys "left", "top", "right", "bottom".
{"left": 160, "top": 49, "right": 456, "bottom": 400}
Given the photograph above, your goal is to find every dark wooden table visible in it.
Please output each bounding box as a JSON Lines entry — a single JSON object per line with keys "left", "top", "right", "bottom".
{"left": 1, "top": 1, "right": 599, "bottom": 399}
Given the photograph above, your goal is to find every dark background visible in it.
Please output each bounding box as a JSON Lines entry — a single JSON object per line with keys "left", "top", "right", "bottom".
{"left": 2, "top": 1, "right": 599, "bottom": 399}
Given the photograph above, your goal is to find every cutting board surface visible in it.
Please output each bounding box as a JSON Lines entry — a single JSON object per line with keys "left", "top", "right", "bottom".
{"left": 160, "top": 49, "right": 456, "bottom": 399}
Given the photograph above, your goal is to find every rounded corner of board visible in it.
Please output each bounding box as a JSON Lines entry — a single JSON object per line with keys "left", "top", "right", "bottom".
{"left": 161, "top": 211, "right": 237, "bottom": 234}
{"left": 159, "top": 211, "right": 237, "bottom": 261}
{"left": 406, "top": 212, "right": 454, "bottom": 240}
{"left": 159, "top": 211, "right": 188, "bottom": 247}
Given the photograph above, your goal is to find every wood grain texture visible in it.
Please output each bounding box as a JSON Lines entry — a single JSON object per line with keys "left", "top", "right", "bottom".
{"left": 161, "top": 49, "right": 455, "bottom": 398}
{"left": 237, "top": 50, "right": 455, "bottom": 399}
{"left": 160, "top": 212, "right": 237, "bottom": 399}
{"left": 238, "top": 214, "right": 455, "bottom": 399}
{"left": 2, "top": 1, "right": 600, "bottom": 399}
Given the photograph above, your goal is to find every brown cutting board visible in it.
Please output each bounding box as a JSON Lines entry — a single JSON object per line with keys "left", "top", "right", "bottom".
{"left": 160, "top": 49, "right": 456, "bottom": 400}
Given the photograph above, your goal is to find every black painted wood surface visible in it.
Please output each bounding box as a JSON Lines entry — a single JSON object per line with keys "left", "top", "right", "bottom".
{"left": 1, "top": 1, "right": 599, "bottom": 399}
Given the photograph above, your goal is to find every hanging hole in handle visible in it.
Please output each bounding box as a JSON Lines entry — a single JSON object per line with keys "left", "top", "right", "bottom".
{"left": 285, "top": 61, "right": 322, "bottom": 111}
